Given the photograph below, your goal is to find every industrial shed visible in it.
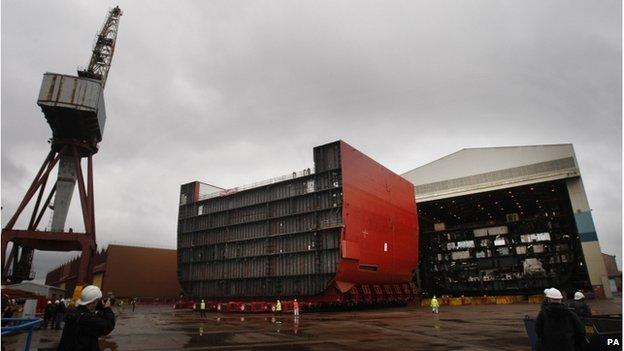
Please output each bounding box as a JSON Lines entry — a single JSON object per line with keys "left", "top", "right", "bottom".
{"left": 402, "top": 144, "right": 612, "bottom": 298}
{"left": 46, "top": 244, "right": 182, "bottom": 299}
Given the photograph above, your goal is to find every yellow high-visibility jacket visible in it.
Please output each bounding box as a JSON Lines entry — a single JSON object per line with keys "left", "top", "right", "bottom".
{"left": 430, "top": 298, "right": 440, "bottom": 308}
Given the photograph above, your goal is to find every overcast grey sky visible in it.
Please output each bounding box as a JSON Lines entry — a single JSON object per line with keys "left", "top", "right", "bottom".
{"left": 2, "top": 0, "right": 621, "bottom": 282}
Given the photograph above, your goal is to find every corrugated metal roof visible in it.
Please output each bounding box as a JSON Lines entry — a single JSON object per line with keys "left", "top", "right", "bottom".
{"left": 402, "top": 144, "right": 576, "bottom": 186}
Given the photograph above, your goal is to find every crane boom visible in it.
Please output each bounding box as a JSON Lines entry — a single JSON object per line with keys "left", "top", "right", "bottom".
{"left": 78, "top": 6, "right": 122, "bottom": 88}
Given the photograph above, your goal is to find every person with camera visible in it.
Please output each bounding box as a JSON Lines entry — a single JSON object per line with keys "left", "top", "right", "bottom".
{"left": 57, "top": 285, "right": 116, "bottom": 351}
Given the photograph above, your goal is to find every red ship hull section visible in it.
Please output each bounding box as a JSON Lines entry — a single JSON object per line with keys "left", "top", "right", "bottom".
{"left": 335, "top": 141, "right": 419, "bottom": 291}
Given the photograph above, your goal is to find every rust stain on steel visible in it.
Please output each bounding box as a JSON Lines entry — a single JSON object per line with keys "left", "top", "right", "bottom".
{"left": 79, "top": 80, "right": 87, "bottom": 106}
{"left": 56, "top": 75, "right": 64, "bottom": 103}
{"left": 45, "top": 75, "right": 56, "bottom": 101}
{"left": 70, "top": 77, "right": 77, "bottom": 104}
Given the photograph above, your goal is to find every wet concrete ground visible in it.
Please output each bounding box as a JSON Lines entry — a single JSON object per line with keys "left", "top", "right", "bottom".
{"left": 3, "top": 299, "right": 621, "bottom": 351}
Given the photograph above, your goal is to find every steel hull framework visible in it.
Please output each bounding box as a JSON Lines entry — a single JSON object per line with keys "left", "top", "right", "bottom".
{"left": 177, "top": 141, "right": 419, "bottom": 310}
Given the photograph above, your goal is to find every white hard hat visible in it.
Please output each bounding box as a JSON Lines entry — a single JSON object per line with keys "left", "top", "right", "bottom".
{"left": 545, "top": 288, "right": 563, "bottom": 299}
{"left": 76, "top": 285, "right": 102, "bottom": 306}
{"left": 55, "top": 300, "right": 60, "bottom": 304}
{"left": 574, "top": 292, "right": 585, "bottom": 300}
{"left": 47, "top": 300, "right": 51, "bottom": 304}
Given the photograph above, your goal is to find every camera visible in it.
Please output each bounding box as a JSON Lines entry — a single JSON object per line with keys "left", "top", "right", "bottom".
{"left": 95, "top": 294, "right": 116, "bottom": 310}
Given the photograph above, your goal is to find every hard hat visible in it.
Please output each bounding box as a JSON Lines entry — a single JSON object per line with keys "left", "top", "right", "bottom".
{"left": 574, "top": 292, "right": 585, "bottom": 300}
{"left": 545, "top": 288, "right": 563, "bottom": 299}
{"left": 47, "top": 300, "right": 51, "bottom": 304}
{"left": 55, "top": 300, "right": 60, "bottom": 304}
{"left": 433, "top": 295, "right": 436, "bottom": 299}
{"left": 76, "top": 285, "right": 102, "bottom": 306}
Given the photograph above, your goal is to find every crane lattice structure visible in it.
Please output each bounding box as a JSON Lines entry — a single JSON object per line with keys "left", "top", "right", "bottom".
{"left": 78, "top": 6, "right": 122, "bottom": 88}
{"left": 2, "top": 6, "right": 122, "bottom": 286}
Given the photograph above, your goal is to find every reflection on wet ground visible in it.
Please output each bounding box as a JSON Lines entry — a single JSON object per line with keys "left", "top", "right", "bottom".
{"left": 2, "top": 298, "right": 620, "bottom": 350}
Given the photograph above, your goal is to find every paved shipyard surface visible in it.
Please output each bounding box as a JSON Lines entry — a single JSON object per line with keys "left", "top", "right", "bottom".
{"left": 3, "top": 299, "right": 621, "bottom": 351}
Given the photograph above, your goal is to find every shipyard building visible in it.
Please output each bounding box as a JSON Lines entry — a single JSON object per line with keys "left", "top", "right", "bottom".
{"left": 177, "top": 141, "right": 418, "bottom": 305}
{"left": 402, "top": 144, "right": 613, "bottom": 299}
{"left": 46, "top": 244, "right": 182, "bottom": 300}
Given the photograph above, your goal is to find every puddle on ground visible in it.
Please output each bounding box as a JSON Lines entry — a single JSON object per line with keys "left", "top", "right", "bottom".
{"left": 184, "top": 331, "right": 236, "bottom": 347}
{"left": 485, "top": 336, "right": 529, "bottom": 345}
{"left": 236, "top": 344, "right": 317, "bottom": 351}
{"left": 439, "top": 318, "right": 470, "bottom": 323}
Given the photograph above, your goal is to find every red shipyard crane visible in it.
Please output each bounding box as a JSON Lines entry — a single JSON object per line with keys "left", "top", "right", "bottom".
{"left": 2, "top": 7, "right": 122, "bottom": 289}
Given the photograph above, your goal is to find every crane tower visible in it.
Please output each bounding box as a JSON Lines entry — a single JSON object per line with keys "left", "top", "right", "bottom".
{"left": 2, "top": 6, "right": 122, "bottom": 285}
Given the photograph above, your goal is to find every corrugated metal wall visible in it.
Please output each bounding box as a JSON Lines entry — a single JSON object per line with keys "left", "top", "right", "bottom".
{"left": 102, "top": 245, "right": 182, "bottom": 298}
{"left": 45, "top": 249, "right": 109, "bottom": 297}
{"left": 178, "top": 142, "right": 344, "bottom": 298}
{"left": 45, "top": 246, "right": 181, "bottom": 298}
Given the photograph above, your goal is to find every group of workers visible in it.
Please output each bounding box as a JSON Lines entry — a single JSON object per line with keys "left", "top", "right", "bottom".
{"left": 2, "top": 287, "right": 143, "bottom": 350}
{"left": 196, "top": 298, "right": 301, "bottom": 316}
{"left": 430, "top": 288, "right": 592, "bottom": 350}
{"left": 42, "top": 299, "right": 69, "bottom": 329}
{"left": 2, "top": 297, "right": 70, "bottom": 330}
{"left": 41, "top": 296, "right": 135, "bottom": 331}
{"left": 272, "top": 299, "right": 300, "bottom": 316}
{"left": 1, "top": 285, "right": 118, "bottom": 350}
{"left": 535, "top": 288, "right": 590, "bottom": 351}
{"left": 5, "top": 283, "right": 598, "bottom": 350}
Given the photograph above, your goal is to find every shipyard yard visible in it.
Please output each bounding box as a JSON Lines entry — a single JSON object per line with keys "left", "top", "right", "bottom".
{"left": 1, "top": 2, "right": 622, "bottom": 351}
{"left": 1, "top": 299, "right": 620, "bottom": 351}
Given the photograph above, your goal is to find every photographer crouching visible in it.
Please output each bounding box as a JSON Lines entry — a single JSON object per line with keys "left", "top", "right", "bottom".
{"left": 58, "top": 285, "right": 116, "bottom": 351}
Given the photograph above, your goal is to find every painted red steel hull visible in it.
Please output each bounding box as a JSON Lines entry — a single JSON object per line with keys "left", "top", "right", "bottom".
{"left": 335, "top": 142, "right": 419, "bottom": 292}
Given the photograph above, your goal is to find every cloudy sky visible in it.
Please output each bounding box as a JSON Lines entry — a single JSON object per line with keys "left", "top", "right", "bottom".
{"left": 2, "top": 0, "right": 621, "bottom": 282}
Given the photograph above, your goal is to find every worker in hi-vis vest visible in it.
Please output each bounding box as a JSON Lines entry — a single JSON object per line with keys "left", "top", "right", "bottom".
{"left": 200, "top": 300, "right": 206, "bottom": 318}
{"left": 430, "top": 296, "right": 440, "bottom": 314}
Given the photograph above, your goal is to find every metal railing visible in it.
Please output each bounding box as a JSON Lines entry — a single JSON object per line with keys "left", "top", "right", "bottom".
{"left": 198, "top": 168, "right": 315, "bottom": 201}
{"left": 1, "top": 317, "right": 43, "bottom": 350}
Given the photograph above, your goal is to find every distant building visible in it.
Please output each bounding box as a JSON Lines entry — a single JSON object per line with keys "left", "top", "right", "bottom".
{"left": 602, "top": 253, "right": 621, "bottom": 293}
{"left": 402, "top": 144, "right": 612, "bottom": 298}
{"left": 46, "top": 244, "right": 182, "bottom": 299}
